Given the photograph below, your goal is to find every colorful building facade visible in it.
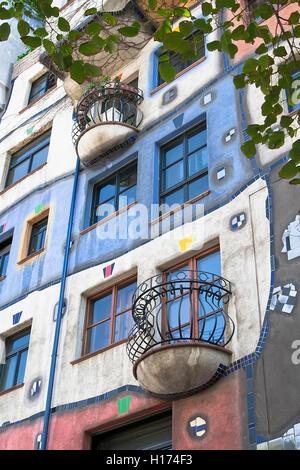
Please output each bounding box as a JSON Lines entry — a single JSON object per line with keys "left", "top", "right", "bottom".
{"left": 0, "top": 0, "right": 299, "bottom": 451}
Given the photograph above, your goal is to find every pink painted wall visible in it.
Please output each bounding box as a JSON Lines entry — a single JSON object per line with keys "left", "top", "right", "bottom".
{"left": 172, "top": 371, "right": 249, "bottom": 450}
{"left": 227, "top": 3, "right": 300, "bottom": 64}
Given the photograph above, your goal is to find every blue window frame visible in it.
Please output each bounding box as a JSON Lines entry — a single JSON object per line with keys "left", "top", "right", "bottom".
{"left": 155, "top": 30, "right": 205, "bottom": 88}
{"left": 0, "top": 236, "right": 12, "bottom": 277}
{"left": 28, "top": 73, "right": 56, "bottom": 104}
{"left": 6, "top": 131, "right": 50, "bottom": 188}
{"left": 160, "top": 123, "right": 208, "bottom": 211}
{"left": 0, "top": 328, "right": 31, "bottom": 392}
{"left": 90, "top": 163, "right": 137, "bottom": 225}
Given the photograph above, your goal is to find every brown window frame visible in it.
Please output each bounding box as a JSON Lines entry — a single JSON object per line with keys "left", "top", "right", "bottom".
{"left": 82, "top": 276, "right": 137, "bottom": 357}
{"left": 162, "top": 245, "right": 222, "bottom": 341}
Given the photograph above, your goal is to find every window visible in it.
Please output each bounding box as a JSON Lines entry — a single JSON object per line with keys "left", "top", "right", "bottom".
{"left": 0, "top": 328, "right": 30, "bottom": 392}
{"left": 160, "top": 123, "right": 208, "bottom": 210}
{"left": 28, "top": 216, "right": 48, "bottom": 255}
{"left": 83, "top": 278, "right": 137, "bottom": 355}
{"left": 157, "top": 30, "right": 205, "bottom": 87}
{"left": 6, "top": 131, "right": 50, "bottom": 188}
{"left": 28, "top": 73, "right": 57, "bottom": 105}
{"left": 163, "top": 248, "right": 224, "bottom": 343}
{"left": 91, "top": 163, "right": 137, "bottom": 225}
{"left": 0, "top": 236, "right": 12, "bottom": 278}
{"left": 91, "top": 410, "right": 172, "bottom": 450}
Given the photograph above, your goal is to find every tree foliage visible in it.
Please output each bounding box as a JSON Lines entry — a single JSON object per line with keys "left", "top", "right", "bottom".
{"left": 1, "top": 0, "right": 300, "bottom": 183}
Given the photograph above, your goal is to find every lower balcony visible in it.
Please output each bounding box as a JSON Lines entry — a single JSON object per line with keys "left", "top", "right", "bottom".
{"left": 127, "top": 270, "right": 234, "bottom": 398}
{"left": 72, "top": 82, "right": 143, "bottom": 166}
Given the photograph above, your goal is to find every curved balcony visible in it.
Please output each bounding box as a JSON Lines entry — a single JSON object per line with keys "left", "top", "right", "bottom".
{"left": 72, "top": 82, "right": 143, "bottom": 166}
{"left": 127, "top": 270, "right": 234, "bottom": 398}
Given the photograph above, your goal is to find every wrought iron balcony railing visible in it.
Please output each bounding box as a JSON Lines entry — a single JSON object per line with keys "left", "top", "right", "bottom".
{"left": 126, "top": 270, "right": 234, "bottom": 364}
{"left": 72, "top": 81, "right": 144, "bottom": 146}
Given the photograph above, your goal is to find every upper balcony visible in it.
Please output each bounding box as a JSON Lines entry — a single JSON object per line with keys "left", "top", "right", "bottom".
{"left": 127, "top": 269, "right": 234, "bottom": 398}
{"left": 71, "top": 81, "right": 143, "bottom": 166}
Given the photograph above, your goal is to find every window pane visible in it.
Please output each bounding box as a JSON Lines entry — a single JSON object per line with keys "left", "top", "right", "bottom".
{"left": 94, "top": 201, "right": 116, "bottom": 223}
{"left": 31, "top": 145, "right": 49, "bottom": 171}
{"left": 198, "top": 313, "right": 225, "bottom": 342}
{"left": 87, "top": 320, "right": 110, "bottom": 352}
{"left": 117, "top": 282, "right": 137, "bottom": 313}
{"left": 8, "top": 331, "right": 30, "bottom": 353}
{"left": 163, "top": 161, "right": 184, "bottom": 190}
{"left": 162, "top": 187, "right": 185, "bottom": 209}
{"left": 167, "top": 265, "right": 190, "bottom": 295}
{"left": 0, "top": 355, "right": 17, "bottom": 391}
{"left": 96, "top": 178, "right": 116, "bottom": 204}
{"left": 188, "top": 147, "right": 208, "bottom": 176}
{"left": 188, "top": 128, "right": 207, "bottom": 153}
{"left": 197, "top": 251, "right": 221, "bottom": 277}
{"left": 119, "top": 166, "right": 137, "bottom": 192}
{"left": 188, "top": 173, "right": 209, "bottom": 200}
{"left": 90, "top": 293, "right": 112, "bottom": 325}
{"left": 164, "top": 142, "right": 184, "bottom": 167}
{"left": 166, "top": 295, "right": 190, "bottom": 330}
{"left": 118, "top": 186, "right": 136, "bottom": 209}
{"left": 15, "top": 349, "right": 28, "bottom": 385}
{"left": 114, "top": 310, "right": 134, "bottom": 342}
{"left": 7, "top": 159, "right": 30, "bottom": 186}
{"left": 0, "top": 251, "right": 9, "bottom": 276}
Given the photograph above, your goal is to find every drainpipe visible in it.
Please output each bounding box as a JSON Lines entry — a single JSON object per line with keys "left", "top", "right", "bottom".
{"left": 40, "top": 156, "right": 80, "bottom": 450}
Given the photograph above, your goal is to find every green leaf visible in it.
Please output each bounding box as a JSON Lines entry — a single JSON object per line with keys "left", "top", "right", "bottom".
{"left": 58, "top": 17, "right": 70, "bottom": 32}
{"left": 78, "top": 41, "right": 100, "bottom": 56}
{"left": 84, "top": 8, "right": 97, "bottom": 16}
{"left": 293, "top": 24, "right": 300, "bottom": 37}
{"left": 279, "top": 160, "right": 299, "bottom": 179}
{"left": 83, "top": 63, "right": 101, "bottom": 77}
{"left": 174, "top": 7, "right": 191, "bottom": 17}
{"left": 241, "top": 140, "right": 256, "bottom": 158}
{"left": 288, "top": 11, "right": 300, "bottom": 24}
{"left": 158, "top": 53, "right": 169, "bottom": 62}
{"left": 34, "top": 27, "right": 48, "bottom": 38}
{"left": 118, "top": 22, "right": 140, "bottom": 37}
{"left": 268, "top": 130, "right": 285, "bottom": 149}
{"left": 243, "top": 58, "right": 258, "bottom": 74}
{"left": 86, "top": 21, "right": 102, "bottom": 35}
{"left": 21, "top": 35, "right": 41, "bottom": 48}
{"left": 68, "top": 30, "right": 82, "bottom": 41}
{"left": 0, "top": 7, "right": 13, "bottom": 20}
{"left": 255, "top": 3, "right": 273, "bottom": 20}
{"left": 148, "top": 0, "right": 157, "bottom": 10}
{"left": 206, "top": 40, "right": 221, "bottom": 51}
{"left": 0, "top": 22, "right": 10, "bottom": 41}
{"left": 70, "top": 60, "right": 85, "bottom": 84}
{"left": 273, "top": 46, "right": 287, "bottom": 57}
{"left": 103, "top": 12, "right": 118, "bottom": 26}
{"left": 179, "top": 20, "right": 193, "bottom": 36}
{"left": 17, "top": 19, "right": 30, "bottom": 37}
{"left": 289, "top": 178, "right": 300, "bottom": 185}
{"left": 193, "top": 18, "right": 213, "bottom": 33}
{"left": 231, "top": 25, "right": 246, "bottom": 41}
{"left": 233, "top": 73, "right": 246, "bottom": 88}
{"left": 202, "top": 2, "right": 212, "bottom": 16}
{"left": 43, "top": 38, "right": 55, "bottom": 54}
{"left": 40, "top": 2, "right": 53, "bottom": 18}
{"left": 59, "top": 43, "right": 73, "bottom": 55}
{"left": 280, "top": 115, "right": 293, "bottom": 128}
{"left": 255, "top": 43, "right": 268, "bottom": 54}
{"left": 158, "top": 62, "right": 176, "bottom": 83}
